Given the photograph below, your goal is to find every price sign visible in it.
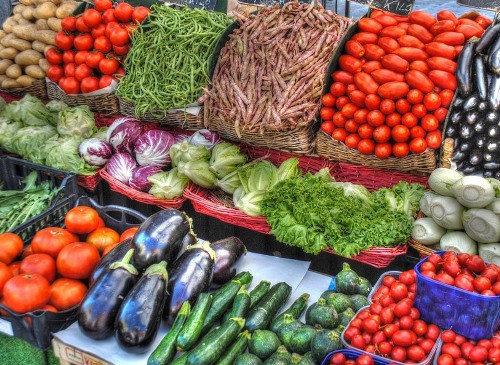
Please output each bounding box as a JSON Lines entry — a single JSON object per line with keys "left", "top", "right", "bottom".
{"left": 457, "top": 0, "right": 500, "bottom": 12}
{"left": 348, "top": 0, "right": 415, "bottom": 16}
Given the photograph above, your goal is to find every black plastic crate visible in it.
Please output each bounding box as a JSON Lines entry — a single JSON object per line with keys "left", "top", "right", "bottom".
{"left": 0, "top": 196, "right": 147, "bottom": 350}
{"left": 1, "top": 156, "right": 79, "bottom": 243}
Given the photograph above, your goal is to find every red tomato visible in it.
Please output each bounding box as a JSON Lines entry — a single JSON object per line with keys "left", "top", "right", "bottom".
{"left": 55, "top": 32, "right": 74, "bottom": 51}
{"left": 85, "top": 51, "right": 105, "bottom": 69}
{"left": 74, "top": 64, "right": 92, "bottom": 81}
{"left": 426, "top": 130, "right": 442, "bottom": 150}
{"left": 345, "top": 134, "right": 361, "bottom": 149}
{"left": 401, "top": 112, "right": 418, "bottom": 128}
{"left": 358, "top": 123, "right": 374, "bottom": 139}
{"left": 407, "top": 89, "right": 424, "bottom": 105}
{"left": 321, "top": 107, "right": 335, "bottom": 121}
{"left": 93, "top": 35, "right": 112, "bottom": 54}
{"left": 321, "top": 93, "right": 336, "bottom": 107}
{"left": 392, "top": 125, "right": 410, "bottom": 142}
{"left": 365, "top": 94, "right": 382, "bottom": 111}
{"left": 82, "top": 8, "right": 102, "bottom": 28}
{"left": 80, "top": 76, "right": 100, "bottom": 93}
{"left": 439, "top": 89, "right": 454, "bottom": 108}
{"left": 91, "top": 23, "right": 106, "bottom": 39}
{"left": 19, "top": 253, "right": 56, "bottom": 284}
{"left": 86, "top": 227, "right": 120, "bottom": 254}
{"left": 379, "top": 99, "right": 396, "bottom": 115}
{"left": 356, "top": 354, "right": 374, "bottom": 365}
{"left": 357, "top": 139, "right": 375, "bottom": 155}
{"left": 132, "top": 6, "right": 151, "bottom": 23}
{"left": 3, "top": 273, "right": 50, "bottom": 313}
{"left": 75, "top": 16, "right": 91, "bottom": 33}
{"left": 342, "top": 103, "right": 359, "bottom": 119}
{"left": 0, "top": 233, "right": 24, "bottom": 265}
{"left": 101, "top": 8, "right": 116, "bottom": 24}
{"left": 393, "top": 298, "right": 413, "bottom": 318}
{"left": 45, "top": 47, "right": 63, "bottom": 65}
{"left": 74, "top": 50, "right": 89, "bottom": 65}
{"left": 94, "top": 0, "right": 113, "bottom": 11}
{"left": 61, "top": 16, "right": 77, "bottom": 32}
{"left": 409, "top": 137, "right": 427, "bottom": 154}
{"left": 411, "top": 103, "right": 427, "bottom": 118}
{"left": 321, "top": 120, "right": 335, "bottom": 135}
{"left": 62, "top": 50, "right": 75, "bottom": 64}
{"left": 0, "top": 262, "right": 13, "bottom": 298}
{"left": 8, "top": 261, "right": 21, "bottom": 276}
{"left": 466, "top": 255, "right": 486, "bottom": 274}
{"left": 366, "top": 110, "right": 385, "bottom": 127}
{"left": 48, "top": 278, "right": 88, "bottom": 311}
{"left": 434, "top": 107, "right": 448, "bottom": 123}
{"left": 99, "top": 74, "right": 115, "bottom": 89}
{"left": 421, "top": 114, "right": 439, "bottom": 131}
{"left": 392, "top": 329, "right": 418, "bottom": 347}
{"left": 396, "top": 98, "right": 411, "bottom": 114}
{"left": 59, "top": 76, "right": 80, "bottom": 94}
{"left": 329, "top": 352, "right": 346, "bottom": 365}
{"left": 109, "top": 26, "right": 129, "bottom": 46}
{"left": 423, "top": 92, "right": 441, "bottom": 111}
{"left": 56, "top": 242, "right": 100, "bottom": 280}
{"left": 65, "top": 206, "right": 101, "bottom": 235}
{"left": 31, "top": 227, "right": 78, "bottom": 259}
{"left": 330, "top": 82, "right": 347, "bottom": 96}
{"left": 98, "top": 58, "right": 120, "bottom": 75}
{"left": 114, "top": 2, "right": 134, "bottom": 23}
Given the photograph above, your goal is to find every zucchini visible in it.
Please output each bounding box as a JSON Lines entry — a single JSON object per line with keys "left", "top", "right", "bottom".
{"left": 176, "top": 292, "right": 212, "bottom": 352}
{"left": 216, "top": 330, "right": 251, "bottom": 365}
{"left": 186, "top": 317, "right": 245, "bottom": 365}
{"left": 325, "top": 292, "right": 352, "bottom": 313}
{"left": 227, "top": 284, "right": 251, "bottom": 319}
{"left": 270, "top": 292, "right": 310, "bottom": 333}
{"left": 200, "top": 271, "right": 253, "bottom": 335}
{"left": 335, "top": 263, "right": 360, "bottom": 295}
{"left": 305, "top": 298, "right": 339, "bottom": 329}
{"left": 249, "top": 280, "right": 271, "bottom": 309}
{"left": 171, "top": 352, "right": 189, "bottom": 365}
{"left": 356, "top": 277, "right": 372, "bottom": 296}
{"left": 245, "top": 282, "right": 292, "bottom": 332}
{"left": 147, "top": 301, "right": 190, "bottom": 365}
{"left": 263, "top": 345, "right": 292, "bottom": 364}
{"left": 288, "top": 325, "right": 318, "bottom": 355}
{"left": 235, "top": 353, "right": 263, "bottom": 365}
{"left": 276, "top": 314, "right": 303, "bottom": 348}
{"left": 310, "top": 329, "right": 342, "bottom": 364}
{"left": 349, "top": 294, "right": 370, "bottom": 312}
{"left": 249, "top": 329, "right": 282, "bottom": 360}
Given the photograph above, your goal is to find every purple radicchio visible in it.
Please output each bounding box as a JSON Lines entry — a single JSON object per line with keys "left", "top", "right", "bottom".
{"left": 79, "top": 138, "right": 113, "bottom": 166}
{"left": 187, "top": 129, "right": 221, "bottom": 151}
{"left": 106, "top": 152, "right": 137, "bottom": 185}
{"left": 128, "top": 165, "right": 163, "bottom": 192}
{"left": 133, "top": 129, "right": 175, "bottom": 167}
{"left": 106, "top": 117, "right": 143, "bottom": 154}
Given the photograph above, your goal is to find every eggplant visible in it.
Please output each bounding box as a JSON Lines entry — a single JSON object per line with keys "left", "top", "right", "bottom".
{"left": 465, "top": 110, "right": 480, "bottom": 125}
{"left": 452, "top": 150, "right": 467, "bottom": 163}
{"left": 163, "top": 240, "right": 215, "bottom": 325}
{"left": 488, "top": 124, "right": 500, "bottom": 138}
{"left": 461, "top": 165, "right": 480, "bottom": 175}
{"left": 176, "top": 231, "right": 197, "bottom": 260}
{"left": 478, "top": 101, "right": 489, "bottom": 112}
{"left": 459, "top": 124, "right": 475, "bottom": 140}
{"left": 484, "top": 162, "right": 500, "bottom": 170}
{"left": 489, "top": 74, "right": 500, "bottom": 110}
{"left": 486, "top": 110, "right": 499, "bottom": 124}
{"left": 476, "top": 135, "right": 487, "bottom": 149}
{"left": 463, "top": 95, "right": 479, "bottom": 111}
{"left": 474, "top": 55, "right": 489, "bottom": 100}
{"left": 132, "top": 209, "right": 191, "bottom": 271}
{"left": 78, "top": 249, "right": 139, "bottom": 340}
{"left": 474, "top": 120, "right": 487, "bottom": 135}
{"left": 484, "top": 151, "right": 496, "bottom": 162}
{"left": 456, "top": 38, "right": 477, "bottom": 97}
{"left": 210, "top": 236, "right": 247, "bottom": 288}
{"left": 486, "top": 139, "right": 500, "bottom": 153}
{"left": 449, "top": 110, "right": 464, "bottom": 125}
{"left": 458, "top": 139, "right": 473, "bottom": 152}
{"left": 115, "top": 261, "right": 169, "bottom": 354}
{"left": 445, "top": 124, "right": 459, "bottom": 138}
{"left": 88, "top": 238, "right": 134, "bottom": 287}
{"left": 487, "top": 34, "right": 500, "bottom": 74}
{"left": 475, "top": 23, "right": 500, "bottom": 54}
{"left": 469, "top": 150, "right": 484, "bottom": 166}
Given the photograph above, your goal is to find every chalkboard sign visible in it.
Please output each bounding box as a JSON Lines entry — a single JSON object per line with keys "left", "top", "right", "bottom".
{"left": 457, "top": 0, "right": 500, "bottom": 12}
{"left": 348, "top": 0, "right": 415, "bottom": 15}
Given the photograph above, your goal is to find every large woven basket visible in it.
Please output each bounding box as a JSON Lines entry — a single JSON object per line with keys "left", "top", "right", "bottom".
{"left": 316, "top": 130, "right": 438, "bottom": 175}
{"left": 207, "top": 116, "right": 319, "bottom": 155}
{"left": 46, "top": 80, "right": 120, "bottom": 115}
{"left": 118, "top": 97, "right": 204, "bottom": 131}
{"left": 0, "top": 79, "right": 47, "bottom": 100}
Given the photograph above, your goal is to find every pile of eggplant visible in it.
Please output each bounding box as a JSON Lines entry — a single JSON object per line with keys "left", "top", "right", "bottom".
{"left": 77, "top": 208, "right": 247, "bottom": 354}
{"left": 445, "top": 21, "right": 500, "bottom": 179}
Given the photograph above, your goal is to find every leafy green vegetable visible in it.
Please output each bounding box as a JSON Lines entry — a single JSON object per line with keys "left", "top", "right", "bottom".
{"left": 44, "top": 136, "right": 98, "bottom": 175}
{"left": 148, "top": 168, "right": 189, "bottom": 199}
{"left": 215, "top": 168, "right": 242, "bottom": 195}
{"left": 177, "top": 159, "right": 217, "bottom": 189}
{"left": 276, "top": 158, "right": 301, "bottom": 182}
{"left": 12, "top": 126, "right": 58, "bottom": 164}
{"left": 169, "top": 140, "right": 211, "bottom": 167}
{"left": 0, "top": 118, "right": 22, "bottom": 153}
{"left": 233, "top": 187, "right": 267, "bottom": 217}
{"left": 57, "top": 105, "right": 96, "bottom": 138}
{"left": 373, "top": 181, "right": 426, "bottom": 218}
{"left": 2, "top": 94, "right": 55, "bottom": 126}
{"left": 261, "top": 173, "right": 416, "bottom": 257}
{"left": 209, "top": 142, "right": 247, "bottom": 179}
{"left": 238, "top": 160, "right": 278, "bottom": 193}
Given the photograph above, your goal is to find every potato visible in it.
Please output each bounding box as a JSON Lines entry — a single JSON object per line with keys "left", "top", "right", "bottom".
{"left": 0, "top": 44, "right": 5, "bottom": 51}
{"left": 35, "top": 18, "right": 50, "bottom": 30}
{"left": 35, "top": 0, "right": 62, "bottom": 5}
{"left": 0, "top": 75, "right": 8, "bottom": 85}
{"left": 17, "top": 74, "right": 36, "bottom": 87}
{"left": 17, "top": 18, "right": 32, "bottom": 25}
{"left": 2, "top": 78, "right": 22, "bottom": 89}
{"left": 12, "top": 13, "right": 23, "bottom": 22}
{"left": 0, "top": 59, "right": 14, "bottom": 74}
{"left": 47, "top": 17, "right": 62, "bottom": 32}
{"left": 0, "top": 47, "right": 19, "bottom": 59}
{"left": 0, "top": 33, "right": 15, "bottom": 47}
{"left": 13, "top": 4, "right": 26, "bottom": 15}
{"left": 31, "top": 40, "right": 48, "bottom": 53}
{"left": 38, "top": 58, "right": 50, "bottom": 72}
{"left": 34, "top": 2, "right": 57, "bottom": 19}
{"left": 21, "top": 7, "right": 35, "bottom": 21}
{"left": 12, "top": 24, "right": 38, "bottom": 41}
{"left": 19, "top": 0, "right": 35, "bottom": 5}
{"left": 2, "top": 17, "right": 18, "bottom": 33}
{"left": 0, "top": 30, "right": 6, "bottom": 39}
{"left": 55, "top": 1, "right": 78, "bottom": 19}
{"left": 25, "top": 64, "right": 45, "bottom": 79}
{"left": 15, "top": 49, "right": 43, "bottom": 66}
{"left": 33, "top": 30, "right": 57, "bottom": 45}
{"left": 6, "top": 64, "right": 22, "bottom": 79}
{"left": 2, "top": 35, "right": 32, "bottom": 51}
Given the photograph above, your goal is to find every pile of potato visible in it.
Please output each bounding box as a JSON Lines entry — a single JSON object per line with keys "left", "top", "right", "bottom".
{"left": 0, "top": 0, "right": 80, "bottom": 89}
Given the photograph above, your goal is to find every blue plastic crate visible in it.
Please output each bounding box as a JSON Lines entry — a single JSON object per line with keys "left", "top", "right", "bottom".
{"left": 414, "top": 251, "right": 500, "bottom": 341}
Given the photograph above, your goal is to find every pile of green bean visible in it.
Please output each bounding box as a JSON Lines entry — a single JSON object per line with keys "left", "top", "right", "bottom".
{"left": 116, "top": 4, "right": 231, "bottom": 117}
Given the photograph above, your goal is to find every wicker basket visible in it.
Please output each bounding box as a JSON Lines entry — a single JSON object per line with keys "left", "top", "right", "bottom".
{"left": 316, "top": 130, "right": 438, "bottom": 175}
{"left": 46, "top": 80, "right": 120, "bottom": 115}
{"left": 118, "top": 97, "right": 204, "bottom": 131}
{"left": 77, "top": 171, "right": 103, "bottom": 191}
{"left": 100, "top": 169, "right": 186, "bottom": 210}
{"left": 0, "top": 79, "right": 47, "bottom": 100}
{"left": 207, "top": 116, "right": 319, "bottom": 155}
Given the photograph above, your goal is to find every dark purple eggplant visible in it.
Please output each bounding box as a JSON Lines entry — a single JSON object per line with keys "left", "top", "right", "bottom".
{"left": 456, "top": 38, "right": 477, "bottom": 97}
{"left": 465, "top": 110, "right": 480, "bottom": 125}
{"left": 132, "top": 209, "right": 192, "bottom": 272}
{"left": 453, "top": 150, "right": 467, "bottom": 163}
{"left": 163, "top": 240, "right": 215, "bottom": 325}
{"left": 461, "top": 165, "right": 480, "bottom": 175}
{"left": 486, "top": 139, "right": 500, "bottom": 153}
{"left": 89, "top": 238, "right": 134, "bottom": 287}
{"left": 449, "top": 110, "right": 464, "bottom": 125}
{"left": 474, "top": 55, "right": 488, "bottom": 101}
{"left": 463, "top": 95, "right": 479, "bottom": 111}
{"left": 487, "top": 34, "right": 500, "bottom": 74}
{"left": 489, "top": 74, "right": 500, "bottom": 110}
{"left": 488, "top": 124, "right": 500, "bottom": 138}
{"left": 458, "top": 139, "right": 473, "bottom": 152}
{"left": 469, "top": 150, "right": 484, "bottom": 166}
{"left": 175, "top": 231, "right": 197, "bottom": 260}
{"left": 484, "top": 162, "right": 500, "bottom": 170}
{"left": 209, "top": 236, "right": 247, "bottom": 288}
{"left": 78, "top": 249, "right": 139, "bottom": 340}
{"left": 476, "top": 135, "right": 487, "bottom": 149}
{"left": 476, "top": 23, "right": 500, "bottom": 54}
{"left": 459, "top": 124, "right": 475, "bottom": 140}
{"left": 115, "top": 261, "right": 169, "bottom": 354}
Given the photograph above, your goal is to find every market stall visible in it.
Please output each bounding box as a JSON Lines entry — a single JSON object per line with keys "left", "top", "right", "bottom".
{"left": 0, "top": 0, "right": 499, "bottom": 364}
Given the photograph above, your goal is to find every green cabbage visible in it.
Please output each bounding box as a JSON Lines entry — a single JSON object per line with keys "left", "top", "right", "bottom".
{"left": 238, "top": 160, "right": 278, "bottom": 193}
{"left": 12, "top": 125, "right": 58, "bottom": 163}
{"left": 169, "top": 140, "right": 211, "bottom": 167}
{"left": 209, "top": 142, "right": 247, "bottom": 179}
{"left": 57, "top": 105, "right": 96, "bottom": 138}
{"left": 2, "top": 94, "right": 54, "bottom": 126}
{"left": 148, "top": 168, "right": 189, "bottom": 199}
{"left": 277, "top": 158, "right": 301, "bottom": 182}
{"left": 215, "top": 168, "right": 242, "bottom": 195}
{"left": 0, "top": 117, "right": 22, "bottom": 153}
{"left": 177, "top": 160, "right": 217, "bottom": 189}
{"left": 44, "top": 136, "right": 97, "bottom": 174}
{"left": 233, "top": 188, "right": 267, "bottom": 217}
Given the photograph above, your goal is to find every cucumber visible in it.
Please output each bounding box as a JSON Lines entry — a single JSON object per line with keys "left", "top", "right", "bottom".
{"left": 249, "top": 280, "right": 271, "bottom": 309}
{"left": 270, "top": 293, "right": 310, "bottom": 333}
{"left": 335, "top": 263, "right": 360, "bottom": 295}
{"left": 248, "top": 329, "right": 281, "bottom": 360}
{"left": 235, "top": 353, "right": 263, "bottom": 365}
{"left": 186, "top": 317, "right": 245, "bottom": 365}
{"left": 288, "top": 325, "right": 318, "bottom": 355}
{"left": 147, "top": 301, "right": 190, "bottom": 365}
{"left": 171, "top": 352, "right": 188, "bottom": 365}
{"left": 305, "top": 298, "right": 339, "bottom": 329}
{"left": 310, "top": 329, "right": 342, "bottom": 364}
{"left": 227, "top": 285, "right": 251, "bottom": 319}
{"left": 200, "top": 271, "right": 253, "bottom": 335}
{"left": 176, "top": 292, "right": 212, "bottom": 352}
{"left": 276, "top": 314, "right": 303, "bottom": 347}
{"left": 245, "top": 282, "right": 292, "bottom": 332}
{"left": 216, "top": 330, "right": 251, "bottom": 365}
{"left": 263, "top": 345, "right": 292, "bottom": 365}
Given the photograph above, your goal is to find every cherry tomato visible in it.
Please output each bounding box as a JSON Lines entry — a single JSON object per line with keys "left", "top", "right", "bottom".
{"left": 330, "top": 82, "right": 347, "bottom": 96}
{"left": 321, "top": 107, "right": 335, "bottom": 121}
{"left": 321, "top": 120, "right": 335, "bottom": 135}
{"left": 329, "top": 353, "right": 346, "bottom": 365}
{"left": 372, "top": 125, "right": 391, "bottom": 143}
{"left": 357, "top": 139, "right": 376, "bottom": 155}
{"left": 345, "top": 134, "right": 361, "bottom": 149}
{"left": 321, "top": 93, "right": 336, "bottom": 107}
{"left": 392, "top": 124, "right": 410, "bottom": 142}
{"left": 407, "top": 345, "right": 426, "bottom": 362}
{"left": 421, "top": 114, "right": 439, "bottom": 131}
{"left": 426, "top": 130, "right": 442, "bottom": 150}
{"left": 423, "top": 92, "right": 441, "bottom": 111}
{"left": 332, "top": 128, "right": 348, "bottom": 142}
{"left": 366, "top": 110, "right": 385, "bottom": 127}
